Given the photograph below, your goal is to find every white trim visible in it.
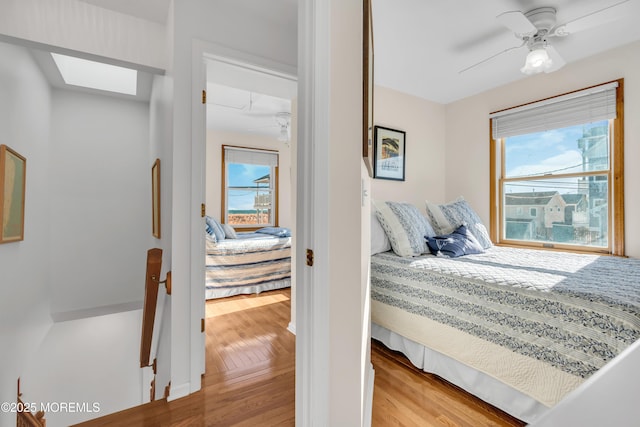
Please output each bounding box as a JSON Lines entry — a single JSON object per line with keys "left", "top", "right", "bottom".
{"left": 296, "top": 0, "right": 331, "bottom": 424}
{"left": 287, "top": 322, "right": 296, "bottom": 335}
{"left": 489, "top": 81, "right": 619, "bottom": 118}
{"left": 167, "top": 382, "right": 190, "bottom": 402}
{"left": 191, "top": 41, "right": 207, "bottom": 391}
{"left": 201, "top": 42, "right": 297, "bottom": 83}
{"left": 363, "top": 363, "right": 375, "bottom": 427}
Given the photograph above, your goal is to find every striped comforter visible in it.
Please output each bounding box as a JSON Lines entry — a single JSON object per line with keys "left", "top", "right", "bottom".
{"left": 371, "top": 246, "right": 640, "bottom": 407}
{"left": 206, "top": 233, "right": 291, "bottom": 299}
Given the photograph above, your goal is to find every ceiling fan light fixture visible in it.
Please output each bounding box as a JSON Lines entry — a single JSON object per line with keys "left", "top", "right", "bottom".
{"left": 275, "top": 111, "right": 291, "bottom": 142}
{"left": 520, "top": 47, "right": 553, "bottom": 75}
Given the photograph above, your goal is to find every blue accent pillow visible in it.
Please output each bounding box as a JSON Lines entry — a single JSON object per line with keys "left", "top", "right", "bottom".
{"left": 426, "top": 197, "right": 492, "bottom": 249}
{"left": 256, "top": 227, "right": 291, "bottom": 237}
{"left": 426, "top": 225, "right": 485, "bottom": 258}
{"left": 205, "top": 216, "right": 226, "bottom": 241}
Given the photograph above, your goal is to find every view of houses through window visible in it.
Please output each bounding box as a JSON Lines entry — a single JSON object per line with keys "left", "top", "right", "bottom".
{"left": 502, "top": 120, "right": 609, "bottom": 248}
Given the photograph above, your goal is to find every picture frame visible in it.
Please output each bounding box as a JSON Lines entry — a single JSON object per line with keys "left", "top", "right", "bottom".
{"left": 362, "top": 0, "right": 375, "bottom": 177}
{"left": 151, "top": 158, "right": 161, "bottom": 239}
{"left": 0, "top": 144, "right": 26, "bottom": 244}
{"left": 373, "top": 126, "right": 406, "bottom": 181}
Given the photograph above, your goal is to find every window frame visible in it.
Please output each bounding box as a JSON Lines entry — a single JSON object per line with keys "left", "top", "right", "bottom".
{"left": 221, "top": 145, "right": 280, "bottom": 231}
{"left": 489, "top": 79, "right": 625, "bottom": 256}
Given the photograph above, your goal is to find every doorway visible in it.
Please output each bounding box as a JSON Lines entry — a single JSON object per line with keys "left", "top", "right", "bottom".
{"left": 202, "top": 54, "right": 298, "bottom": 370}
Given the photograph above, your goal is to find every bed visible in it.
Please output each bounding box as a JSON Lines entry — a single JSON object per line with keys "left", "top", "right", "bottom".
{"left": 370, "top": 200, "right": 640, "bottom": 423}
{"left": 205, "top": 220, "right": 291, "bottom": 299}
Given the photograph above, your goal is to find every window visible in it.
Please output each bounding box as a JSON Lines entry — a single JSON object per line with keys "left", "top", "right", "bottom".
{"left": 490, "top": 80, "right": 624, "bottom": 255}
{"left": 222, "top": 146, "right": 279, "bottom": 229}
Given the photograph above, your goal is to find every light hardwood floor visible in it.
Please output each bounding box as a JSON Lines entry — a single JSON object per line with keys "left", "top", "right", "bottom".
{"left": 75, "top": 289, "right": 524, "bottom": 426}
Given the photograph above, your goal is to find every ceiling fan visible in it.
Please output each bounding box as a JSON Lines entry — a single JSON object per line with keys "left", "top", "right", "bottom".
{"left": 244, "top": 111, "right": 292, "bottom": 144}
{"left": 460, "top": 0, "right": 632, "bottom": 75}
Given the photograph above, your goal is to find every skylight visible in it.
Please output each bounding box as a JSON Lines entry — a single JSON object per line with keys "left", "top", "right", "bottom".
{"left": 51, "top": 53, "right": 138, "bottom": 96}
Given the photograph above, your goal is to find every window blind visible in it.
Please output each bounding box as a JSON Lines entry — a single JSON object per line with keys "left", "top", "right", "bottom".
{"left": 224, "top": 146, "right": 278, "bottom": 166}
{"left": 490, "top": 81, "right": 618, "bottom": 139}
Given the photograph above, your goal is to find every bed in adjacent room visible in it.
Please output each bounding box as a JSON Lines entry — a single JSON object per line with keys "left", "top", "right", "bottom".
{"left": 205, "top": 216, "right": 291, "bottom": 299}
{"left": 370, "top": 199, "right": 640, "bottom": 423}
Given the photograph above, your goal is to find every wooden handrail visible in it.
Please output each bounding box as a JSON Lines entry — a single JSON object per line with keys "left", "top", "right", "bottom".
{"left": 17, "top": 380, "right": 46, "bottom": 427}
{"left": 140, "top": 248, "right": 162, "bottom": 368}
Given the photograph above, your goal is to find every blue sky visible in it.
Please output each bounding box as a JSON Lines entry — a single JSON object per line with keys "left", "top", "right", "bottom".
{"left": 227, "top": 163, "right": 270, "bottom": 211}
{"left": 505, "top": 120, "right": 608, "bottom": 177}
{"left": 504, "top": 121, "right": 608, "bottom": 194}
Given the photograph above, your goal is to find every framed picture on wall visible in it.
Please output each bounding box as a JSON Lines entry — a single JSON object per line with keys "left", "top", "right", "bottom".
{"left": 373, "top": 126, "right": 405, "bottom": 181}
{"left": 0, "top": 144, "right": 26, "bottom": 244}
{"left": 152, "top": 158, "right": 161, "bottom": 239}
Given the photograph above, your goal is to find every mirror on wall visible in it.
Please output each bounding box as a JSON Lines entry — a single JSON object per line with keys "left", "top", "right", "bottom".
{"left": 363, "top": 0, "right": 374, "bottom": 177}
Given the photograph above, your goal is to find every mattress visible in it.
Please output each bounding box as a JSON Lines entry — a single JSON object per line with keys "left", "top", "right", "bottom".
{"left": 206, "top": 233, "right": 291, "bottom": 299}
{"left": 370, "top": 246, "right": 640, "bottom": 419}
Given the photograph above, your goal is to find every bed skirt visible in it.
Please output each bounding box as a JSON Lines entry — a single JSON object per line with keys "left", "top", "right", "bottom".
{"left": 371, "top": 322, "right": 549, "bottom": 424}
{"left": 205, "top": 277, "right": 290, "bottom": 299}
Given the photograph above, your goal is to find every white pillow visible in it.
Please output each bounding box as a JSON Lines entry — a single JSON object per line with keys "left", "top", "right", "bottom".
{"left": 371, "top": 208, "right": 391, "bottom": 255}
{"left": 425, "top": 197, "right": 492, "bottom": 249}
{"left": 373, "top": 200, "right": 435, "bottom": 257}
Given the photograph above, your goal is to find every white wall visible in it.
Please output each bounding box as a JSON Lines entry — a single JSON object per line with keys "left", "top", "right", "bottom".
{"left": 327, "top": 0, "right": 367, "bottom": 424}
{"left": 205, "top": 130, "right": 293, "bottom": 228}
{"left": 0, "top": 36, "right": 158, "bottom": 426}
{"left": 0, "top": 41, "right": 53, "bottom": 427}
{"left": 21, "top": 310, "right": 145, "bottom": 427}
{"left": 48, "top": 90, "right": 151, "bottom": 314}
{"left": 445, "top": 40, "right": 640, "bottom": 258}
{"left": 372, "top": 86, "right": 446, "bottom": 211}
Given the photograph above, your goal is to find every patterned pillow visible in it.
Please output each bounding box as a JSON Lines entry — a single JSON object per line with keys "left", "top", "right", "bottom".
{"left": 425, "top": 197, "right": 492, "bottom": 249}
{"left": 373, "top": 200, "right": 435, "bottom": 257}
{"left": 205, "top": 216, "right": 226, "bottom": 242}
{"left": 205, "top": 223, "right": 217, "bottom": 243}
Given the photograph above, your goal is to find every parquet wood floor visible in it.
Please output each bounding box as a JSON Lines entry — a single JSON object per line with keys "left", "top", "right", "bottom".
{"left": 75, "top": 289, "right": 525, "bottom": 426}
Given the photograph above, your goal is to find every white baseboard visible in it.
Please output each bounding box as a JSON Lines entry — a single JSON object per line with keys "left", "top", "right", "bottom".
{"left": 287, "top": 322, "right": 296, "bottom": 335}
{"left": 167, "top": 382, "right": 190, "bottom": 402}
{"left": 364, "top": 362, "right": 375, "bottom": 427}
{"left": 141, "top": 366, "right": 154, "bottom": 404}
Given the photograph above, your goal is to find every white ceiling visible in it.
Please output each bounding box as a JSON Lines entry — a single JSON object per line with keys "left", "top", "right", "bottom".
{"left": 373, "top": 0, "right": 640, "bottom": 104}
{"left": 70, "top": 0, "right": 640, "bottom": 114}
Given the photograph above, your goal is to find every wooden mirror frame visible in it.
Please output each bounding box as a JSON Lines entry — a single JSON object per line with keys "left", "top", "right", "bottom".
{"left": 363, "top": 0, "right": 374, "bottom": 176}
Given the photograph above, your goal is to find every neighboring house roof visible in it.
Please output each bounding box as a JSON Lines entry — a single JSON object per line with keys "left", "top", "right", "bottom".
{"left": 253, "top": 174, "right": 270, "bottom": 184}
{"left": 505, "top": 191, "right": 558, "bottom": 206}
{"left": 561, "top": 194, "right": 586, "bottom": 205}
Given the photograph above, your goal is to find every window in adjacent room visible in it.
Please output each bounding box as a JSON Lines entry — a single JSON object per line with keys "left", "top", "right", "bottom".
{"left": 222, "top": 145, "right": 279, "bottom": 230}
{"left": 490, "top": 79, "right": 624, "bottom": 255}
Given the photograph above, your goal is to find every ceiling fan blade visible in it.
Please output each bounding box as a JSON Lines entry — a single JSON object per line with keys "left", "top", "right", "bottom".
{"left": 553, "top": 0, "right": 631, "bottom": 36}
{"left": 497, "top": 10, "right": 537, "bottom": 36}
{"left": 545, "top": 45, "right": 566, "bottom": 73}
{"left": 458, "top": 41, "right": 526, "bottom": 74}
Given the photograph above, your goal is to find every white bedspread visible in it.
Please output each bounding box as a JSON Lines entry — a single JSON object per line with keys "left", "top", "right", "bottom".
{"left": 371, "top": 246, "right": 640, "bottom": 410}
